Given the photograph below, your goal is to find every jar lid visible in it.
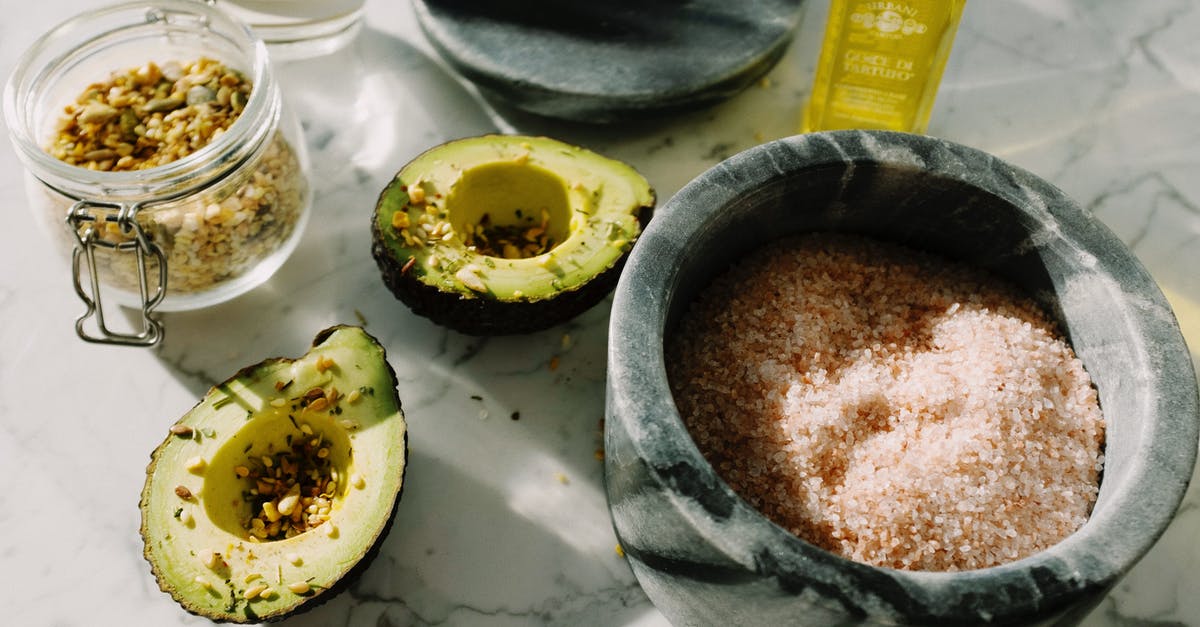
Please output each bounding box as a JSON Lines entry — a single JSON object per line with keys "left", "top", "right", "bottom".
{"left": 411, "top": 0, "right": 805, "bottom": 122}
{"left": 4, "top": 0, "right": 276, "bottom": 202}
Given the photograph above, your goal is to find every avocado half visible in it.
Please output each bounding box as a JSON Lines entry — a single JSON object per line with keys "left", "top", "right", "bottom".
{"left": 139, "top": 326, "right": 407, "bottom": 623}
{"left": 371, "top": 134, "right": 655, "bottom": 335}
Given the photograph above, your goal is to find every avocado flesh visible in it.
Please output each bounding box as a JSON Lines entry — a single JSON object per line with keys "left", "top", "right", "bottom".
{"left": 371, "top": 134, "right": 655, "bottom": 334}
{"left": 140, "top": 326, "right": 407, "bottom": 623}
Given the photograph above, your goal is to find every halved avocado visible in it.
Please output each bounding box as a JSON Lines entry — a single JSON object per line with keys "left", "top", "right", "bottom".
{"left": 139, "top": 326, "right": 407, "bottom": 623}
{"left": 371, "top": 134, "right": 655, "bottom": 335}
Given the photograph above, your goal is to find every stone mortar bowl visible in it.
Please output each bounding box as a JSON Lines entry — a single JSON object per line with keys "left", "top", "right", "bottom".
{"left": 605, "top": 130, "right": 1199, "bottom": 626}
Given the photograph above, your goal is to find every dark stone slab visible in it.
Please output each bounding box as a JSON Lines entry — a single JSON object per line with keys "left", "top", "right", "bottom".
{"left": 605, "top": 130, "right": 1200, "bottom": 625}
{"left": 411, "top": 0, "right": 806, "bottom": 123}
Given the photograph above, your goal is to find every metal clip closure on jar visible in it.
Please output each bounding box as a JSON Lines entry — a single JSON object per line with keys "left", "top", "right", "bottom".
{"left": 67, "top": 199, "right": 168, "bottom": 345}
{"left": 3, "top": 0, "right": 312, "bottom": 346}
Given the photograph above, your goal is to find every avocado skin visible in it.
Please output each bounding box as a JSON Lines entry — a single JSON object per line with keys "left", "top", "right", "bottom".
{"left": 139, "top": 326, "right": 408, "bottom": 623}
{"left": 371, "top": 202, "right": 652, "bottom": 335}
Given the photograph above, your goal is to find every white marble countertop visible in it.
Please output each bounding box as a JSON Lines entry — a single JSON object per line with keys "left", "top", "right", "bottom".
{"left": 2, "top": 1, "right": 1199, "bottom": 625}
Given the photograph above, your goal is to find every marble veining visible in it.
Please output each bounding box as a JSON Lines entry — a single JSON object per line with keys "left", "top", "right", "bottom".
{"left": 2, "top": 1, "right": 1200, "bottom": 626}
{"left": 605, "top": 130, "right": 1197, "bottom": 625}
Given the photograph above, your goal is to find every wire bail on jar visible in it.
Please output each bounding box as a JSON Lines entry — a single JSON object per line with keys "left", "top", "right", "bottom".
{"left": 67, "top": 199, "right": 167, "bottom": 346}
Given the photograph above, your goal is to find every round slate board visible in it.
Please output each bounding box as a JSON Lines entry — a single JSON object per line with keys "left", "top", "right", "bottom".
{"left": 412, "top": 0, "right": 807, "bottom": 123}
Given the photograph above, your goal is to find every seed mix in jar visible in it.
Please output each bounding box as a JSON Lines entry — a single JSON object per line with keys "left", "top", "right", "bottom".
{"left": 45, "top": 57, "right": 308, "bottom": 295}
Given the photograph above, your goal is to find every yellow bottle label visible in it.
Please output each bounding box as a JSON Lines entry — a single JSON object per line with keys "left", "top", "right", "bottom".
{"left": 803, "top": 0, "right": 965, "bottom": 133}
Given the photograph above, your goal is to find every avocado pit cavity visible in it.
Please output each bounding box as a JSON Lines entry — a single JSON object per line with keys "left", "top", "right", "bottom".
{"left": 202, "top": 393, "right": 355, "bottom": 543}
{"left": 371, "top": 134, "right": 656, "bottom": 334}
{"left": 140, "top": 326, "right": 407, "bottom": 623}
{"left": 450, "top": 162, "right": 571, "bottom": 259}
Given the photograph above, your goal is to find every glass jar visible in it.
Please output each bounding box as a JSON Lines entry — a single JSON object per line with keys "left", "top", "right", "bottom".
{"left": 4, "top": 0, "right": 312, "bottom": 346}
{"left": 207, "top": 0, "right": 366, "bottom": 60}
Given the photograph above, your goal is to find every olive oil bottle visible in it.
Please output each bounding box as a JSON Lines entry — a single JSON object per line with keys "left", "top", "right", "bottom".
{"left": 802, "top": 0, "right": 966, "bottom": 133}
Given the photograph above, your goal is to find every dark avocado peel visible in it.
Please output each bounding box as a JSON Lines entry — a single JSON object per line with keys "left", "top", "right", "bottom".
{"left": 371, "top": 134, "right": 655, "bottom": 335}
{"left": 139, "top": 326, "right": 407, "bottom": 623}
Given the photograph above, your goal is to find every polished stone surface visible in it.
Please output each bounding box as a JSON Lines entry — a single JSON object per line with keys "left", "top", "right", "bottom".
{"left": 412, "top": 0, "right": 805, "bottom": 122}
{"left": 605, "top": 130, "right": 1199, "bottom": 625}
{"left": 2, "top": 1, "right": 1200, "bottom": 626}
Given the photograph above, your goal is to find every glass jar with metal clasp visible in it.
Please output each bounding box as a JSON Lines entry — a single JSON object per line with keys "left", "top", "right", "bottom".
{"left": 4, "top": 0, "right": 312, "bottom": 346}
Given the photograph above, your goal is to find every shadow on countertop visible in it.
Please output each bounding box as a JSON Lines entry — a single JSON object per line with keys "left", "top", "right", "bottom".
{"left": 147, "top": 24, "right": 498, "bottom": 395}
{"left": 139, "top": 25, "right": 658, "bottom": 627}
{"left": 278, "top": 448, "right": 653, "bottom": 626}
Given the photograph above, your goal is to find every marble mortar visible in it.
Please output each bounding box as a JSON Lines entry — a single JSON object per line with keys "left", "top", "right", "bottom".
{"left": 604, "top": 130, "right": 1200, "bottom": 626}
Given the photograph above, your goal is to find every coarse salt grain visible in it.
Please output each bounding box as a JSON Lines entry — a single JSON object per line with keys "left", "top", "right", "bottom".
{"left": 666, "top": 233, "right": 1104, "bottom": 572}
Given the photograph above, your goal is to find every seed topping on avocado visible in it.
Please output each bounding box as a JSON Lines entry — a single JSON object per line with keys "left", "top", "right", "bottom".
{"left": 244, "top": 584, "right": 270, "bottom": 600}
{"left": 407, "top": 184, "right": 426, "bottom": 204}
{"left": 199, "top": 548, "right": 223, "bottom": 570}
{"left": 455, "top": 266, "right": 487, "bottom": 293}
{"left": 460, "top": 209, "right": 557, "bottom": 259}
{"left": 140, "top": 326, "right": 408, "bottom": 623}
{"left": 230, "top": 383, "right": 359, "bottom": 542}
{"left": 372, "top": 135, "right": 653, "bottom": 333}
{"left": 401, "top": 256, "right": 417, "bottom": 275}
{"left": 239, "top": 430, "right": 338, "bottom": 541}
